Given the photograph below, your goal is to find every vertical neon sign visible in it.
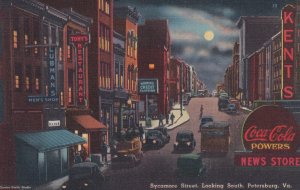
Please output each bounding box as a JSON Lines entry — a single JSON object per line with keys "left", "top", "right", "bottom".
{"left": 49, "top": 47, "right": 56, "bottom": 97}
{"left": 281, "top": 5, "right": 295, "bottom": 99}
{"left": 70, "top": 34, "right": 89, "bottom": 106}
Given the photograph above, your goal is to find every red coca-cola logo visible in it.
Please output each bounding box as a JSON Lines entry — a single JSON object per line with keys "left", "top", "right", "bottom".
{"left": 242, "top": 105, "right": 300, "bottom": 152}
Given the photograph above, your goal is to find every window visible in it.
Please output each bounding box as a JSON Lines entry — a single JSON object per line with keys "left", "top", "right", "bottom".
{"left": 25, "top": 65, "right": 32, "bottom": 92}
{"left": 24, "top": 34, "right": 29, "bottom": 52}
{"left": 59, "top": 47, "right": 63, "bottom": 61}
{"left": 45, "top": 85, "right": 48, "bottom": 96}
{"left": 35, "top": 67, "right": 41, "bottom": 93}
{"left": 99, "top": 25, "right": 110, "bottom": 52}
{"left": 68, "top": 87, "right": 72, "bottom": 103}
{"left": 99, "top": 0, "right": 110, "bottom": 15}
{"left": 60, "top": 92, "right": 64, "bottom": 106}
{"left": 67, "top": 45, "right": 71, "bottom": 59}
{"left": 13, "top": 30, "right": 18, "bottom": 49}
{"left": 34, "top": 40, "right": 38, "bottom": 55}
{"left": 14, "top": 65, "right": 22, "bottom": 91}
{"left": 43, "top": 36, "right": 48, "bottom": 56}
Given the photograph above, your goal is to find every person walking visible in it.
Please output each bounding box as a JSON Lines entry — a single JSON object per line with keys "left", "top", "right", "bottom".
{"left": 138, "top": 123, "right": 144, "bottom": 140}
{"left": 170, "top": 112, "right": 175, "bottom": 125}
{"left": 158, "top": 114, "right": 164, "bottom": 126}
{"left": 101, "top": 142, "right": 108, "bottom": 163}
{"left": 200, "top": 105, "right": 204, "bottom": 119}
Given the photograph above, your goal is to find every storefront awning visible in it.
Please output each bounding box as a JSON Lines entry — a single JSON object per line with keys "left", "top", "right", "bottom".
{"left": 72, "top": 115, "right": 107, "bottom": 132}
{"left": 15, "top": 129, "right": 86, "bottom": 152}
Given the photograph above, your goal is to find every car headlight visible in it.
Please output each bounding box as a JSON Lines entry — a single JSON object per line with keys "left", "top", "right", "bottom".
{"left": 186, "top": 142, "right": 191, "bottom": 146}
{"left": 61, "top": 185, "right": 67, "bottom": 189}
{"left": 174, "top": 142, "right": 178, "bottom": 146}
{"left": 84, "top": 183, "right": 88, "bottom": 187}
{"left": 153, "top": 140, "right": 157, "bottom": 144}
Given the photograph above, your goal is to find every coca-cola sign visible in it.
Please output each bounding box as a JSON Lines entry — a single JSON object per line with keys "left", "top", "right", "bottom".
{"left": 242, "top": 105, "right": 299, "bottom": 153}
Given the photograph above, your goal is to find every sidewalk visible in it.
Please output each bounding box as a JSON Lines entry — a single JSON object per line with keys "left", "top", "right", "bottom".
{"left": 139, "top": 103, "right": 190, "bottom": 130}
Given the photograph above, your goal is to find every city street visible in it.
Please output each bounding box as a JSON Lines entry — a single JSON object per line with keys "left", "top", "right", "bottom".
{"left": 99, "top": 97, "right": 298, "bottom": 190}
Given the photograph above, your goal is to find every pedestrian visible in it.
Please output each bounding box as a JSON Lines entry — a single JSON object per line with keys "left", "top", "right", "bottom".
{"left": 166, "top": 113, "right": 169, "bottom": 124}
{"left": 159, "top": 114, "right": 164, "bottom": 126}
{"left": 80, "top": 147, "right": 88, "bottom": 161}
{"left": 74, "top": 151, "right": 82, "bottom": 164}
{"left": 170, "top": 112, "right": 175, "bottom": 125}
{"left": 101, "top": 142, "right": 108, "bottom": 163}
{"left": 138, "top": 123, "right": 144, "bottom": 140}
{"left": 200, "top": 105, "right": 204, "bottom": 118}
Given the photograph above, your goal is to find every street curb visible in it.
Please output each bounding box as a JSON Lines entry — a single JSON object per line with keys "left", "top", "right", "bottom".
{"left": 166, "top": 117, "right": 190, "bottom": 131}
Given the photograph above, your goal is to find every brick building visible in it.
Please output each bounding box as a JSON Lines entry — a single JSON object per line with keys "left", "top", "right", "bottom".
{"left": 169, "top": 57, "right": 181, "bottom": 105}
{"left": 138, "top": 20, "right": 171, "bottom": 117}
{"left": 39, "top": 0, "right": 114, "bottom": 143}
{"left": 114, "top": 6, "right": 139, "bottom": 129}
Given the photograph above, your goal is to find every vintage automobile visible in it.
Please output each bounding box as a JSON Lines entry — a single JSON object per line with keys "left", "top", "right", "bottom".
{"left": 201, "top": 122, "right": 230, "bottom": 153}
{"left": 153, "top": 126, "right": 170, "bottom": 143}
{"left": 111, "top": 136, "right": 143, "bottom": 168}
{"left": 174, "top": 130, "right": 196, "bottom": 151}
{"left": 61, "top": 162, "right": 105, "bottom": 190}
{"left": 226, "top": 103, "right": 237, "bottom": 113}
{"left": 199, "top": 116, "right": 214, "bottom": 129}
{"left": 176, "top": 153, "right": 206, "bottom": 177}
{"left": 143, "top": 129, "right": 169, "bottom": 148}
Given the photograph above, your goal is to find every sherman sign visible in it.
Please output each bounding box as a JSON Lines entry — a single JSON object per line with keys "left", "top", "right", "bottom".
{"left": 281, "top": 5, "right": 295, "bottom": 99}
{"left": 138, "top": 79, "right": 159, "bottom": 94}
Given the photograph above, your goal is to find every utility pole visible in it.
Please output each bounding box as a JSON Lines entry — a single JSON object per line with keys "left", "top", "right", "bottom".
{"left": 180, "top": 62, "right": 183, "bottom": 116}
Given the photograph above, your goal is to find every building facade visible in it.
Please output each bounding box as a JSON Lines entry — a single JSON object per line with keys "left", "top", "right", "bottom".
{"left": 236, "top": 16, "right": 280, "bottom": 102}
{"left": 114, "top": 6, "right": 139, "bottom": 129}
{"left": 138, "top": 20, "right": 171, "bottom": 118}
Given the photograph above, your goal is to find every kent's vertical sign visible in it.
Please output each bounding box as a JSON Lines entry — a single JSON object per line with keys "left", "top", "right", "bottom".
{"left": 70, "top": 34, "right": 89, "bottom": 106}
{"left": 49, "top": 47, "right": 56, "bottom": 96}
{"left": 282, "top": 5, "right": 295, "bottom": 99}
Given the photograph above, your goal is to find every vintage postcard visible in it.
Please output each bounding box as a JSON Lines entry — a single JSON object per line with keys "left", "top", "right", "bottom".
{"left": 0, "top": 0, "right": 300, "bottom": 189}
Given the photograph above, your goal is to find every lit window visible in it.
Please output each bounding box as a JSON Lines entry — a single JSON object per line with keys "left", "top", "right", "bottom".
{"left": 68, "top": 87, "right": 72, "bottom": 103}
{"left": 24, "top": 34, "right": 28, "bottom": 45}
{"left": 67, "top": 45, "right": 71, "bottom": 59}
{"left": 45, "top": 85, "right": 48, "bottom": 96}
{"left": 25, "top": 76, "right": 30, "bottom": 91}
{"left": 115, "top": 74, "right": 119, "bottom": 88}
{"left": 35, "top": 78, "right": 39, "bottom": 91}
{"left": 60, "top": 91, "right": 64, "bottom": 106}
{"left": 44, "top": 36, "right": 48, "bottom": 56}
{"left": 13, "top": 30, "right": 18, "bottom": 49}
{"left": 59, "top": 47, "right": 63, "bottom": 61}
{"left": 15, "top": 75, "right": 20, "bottom": 89}
{"left": 34, "top": 40, "right": 38, "bottom": 54}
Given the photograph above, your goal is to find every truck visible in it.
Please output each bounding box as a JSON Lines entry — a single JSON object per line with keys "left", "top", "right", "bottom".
{"left": 200, "top": 122, "right": 230, "bottom": 153}
{"left": 111, "top": 129, "right": 143, "bottom": 168}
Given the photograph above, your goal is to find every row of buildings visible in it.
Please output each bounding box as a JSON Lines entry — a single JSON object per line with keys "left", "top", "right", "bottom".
{"left": 224, "top": 2, "right": 300, "bottom": 106}
{"left": 0, "top": 0, "right": 203, "bottom": 185}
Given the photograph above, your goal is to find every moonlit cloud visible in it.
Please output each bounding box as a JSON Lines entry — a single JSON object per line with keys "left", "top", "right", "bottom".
{"left": 115, "top": 0, "right": 289, "bottom": 89}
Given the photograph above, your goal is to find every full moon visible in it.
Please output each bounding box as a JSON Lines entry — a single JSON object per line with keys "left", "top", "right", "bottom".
{"left": 204, "top": 31, "right": 214, "bottom": 41}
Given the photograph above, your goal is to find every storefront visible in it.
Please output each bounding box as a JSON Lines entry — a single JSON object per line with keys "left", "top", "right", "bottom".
{"left": 71, "top": 114, "right": 107, "bottom": 154}
{"left": 15, "top": 129, "right": 85, "bottom": 185}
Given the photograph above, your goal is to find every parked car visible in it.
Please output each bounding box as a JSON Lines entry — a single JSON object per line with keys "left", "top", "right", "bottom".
{"left": 154, "top": 126, "right": 170, "bottom": 143}
{"left": 176, "top": 153, "right": 206, "bottom": 177}
{"left": 61, "top": 162, "right": 105, "bottom": 190}
{"left": 226, "top": 103, "right": 237, "bottom": 113}
{"left": 200, "top": 116, "right": 214, "bottom": 129}
{"left": 143, "top": 129, "right": 168, "bottom": 148}
{"left": 174, "top": 130, "right": 196, "bottom": 151}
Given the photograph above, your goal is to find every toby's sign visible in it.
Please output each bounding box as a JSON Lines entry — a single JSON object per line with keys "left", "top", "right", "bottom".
{"left": 235, "top": 105, "right": 300, "bottom": 167}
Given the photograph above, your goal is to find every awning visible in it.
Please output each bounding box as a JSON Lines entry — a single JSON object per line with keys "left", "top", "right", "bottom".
{"left": 72, "top": 115, "right": 107, "bottom": 132}
{"left": 15, "top": 129, "right": 86, "bottom": 152}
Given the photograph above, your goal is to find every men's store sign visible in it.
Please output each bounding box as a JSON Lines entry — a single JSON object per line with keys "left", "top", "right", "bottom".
{"left": 235, "top": 105, "right": 300, "bottom": 167}
{"left": 70, "top": 34, "right": 89, "bottom": 106}
{"left": 49, "top": 47, "right": 56, "bottom": 97}
{"left": 282, "top": 4, "right": 295, "bottom": 99}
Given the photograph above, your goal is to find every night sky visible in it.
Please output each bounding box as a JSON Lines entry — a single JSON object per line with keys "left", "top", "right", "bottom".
{"left": 115, "top": 0, "right": 295, "bottom": 90}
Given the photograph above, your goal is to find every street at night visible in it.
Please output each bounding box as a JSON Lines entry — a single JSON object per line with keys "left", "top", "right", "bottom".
{"left": 101, "top": 97, "right": 300, "bottom": 190}
{"left": 2, "top": 0, "right": 300, "bottom": 189}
